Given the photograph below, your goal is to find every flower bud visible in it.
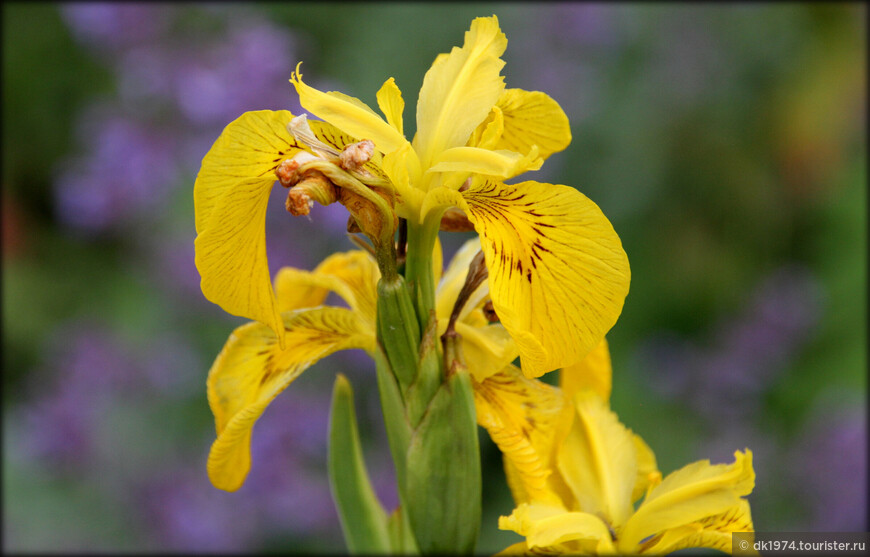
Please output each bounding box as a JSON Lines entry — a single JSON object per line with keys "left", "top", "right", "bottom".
{"left": 276, "top": 151, "right": 320, "bottom": 187}
{"left": 285, "top": 170, "right": 338, "bottom": 216}
{"left": 339, "top": 139, "right": 375, "bottom": 171}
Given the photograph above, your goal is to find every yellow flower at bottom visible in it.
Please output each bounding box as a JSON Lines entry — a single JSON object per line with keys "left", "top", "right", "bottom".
{"left": 486, "top": 343, "right": 756, "bottom": 555}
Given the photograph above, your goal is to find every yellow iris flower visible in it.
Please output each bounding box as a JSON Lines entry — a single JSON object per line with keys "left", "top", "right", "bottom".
{"left": 194, "top": 15, "right": 630, "bottom": 379}
{"left": 206, "top": 238, "right": 517, "bottom": 492}
{"left": 477, "top": 342, "right": 757, "bottom": 555}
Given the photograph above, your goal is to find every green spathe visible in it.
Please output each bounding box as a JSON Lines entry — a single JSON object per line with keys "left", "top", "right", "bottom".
{"left": 405, "top": 369, "right": 482, "bottom": 554}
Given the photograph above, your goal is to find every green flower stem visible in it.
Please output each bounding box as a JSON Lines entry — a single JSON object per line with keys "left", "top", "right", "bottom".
{"left": 374, "top": 208, "right": 481, "bottom": 554}
{"left": 403, "top": 218, "right": 440, "bottom": 332}
{"left": 377, "top": 275, "right": 421, "bottom": 393}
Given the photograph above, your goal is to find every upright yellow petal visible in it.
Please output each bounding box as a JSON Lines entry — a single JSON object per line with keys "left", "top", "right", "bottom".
{"left": 428, "top": 146, "right": 542, "bottom": 180}
{"left": 290, "top": 64, "right": 408, "bottom": 155}
{"left": 274, "top": 250, "right": 380, "bottom": 327}
{"left": 559, "top": 338, "right": 612, "bottom": 402}
{"left": 470, "top": 89, "right": 572, "bottom": 161}
{"left": 619, "top": 450, "right": 755, "bottom": 551}
{"left": 376, "top": 77, "right": 404, "bottom": 135}
{"left": 474, "top": 366, "right": 572, "bottom": 504}
{"left": 414, "top": 16, "right": 507, "bottom": 168}
{"left": 458, "top": 180, "right": 630, "bottom": 377}
{"left": 556, "top": 392, "right": 637, "bottom": 528}
{"left": 206, "top": 307, "right": 375, "bottom": 492}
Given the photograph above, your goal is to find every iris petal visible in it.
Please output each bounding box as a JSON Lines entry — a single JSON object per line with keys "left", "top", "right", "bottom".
{"left": 206, "top": 307, "right": 375, "bottom": 492}
{"left": 414, "top": 16, "right": 507, "bottom": 168}
{"left": 619, "top": 450, "right": 755, "bottom": 551}
{"left": 459, "top": 180, "right": 630, "bottom": 377}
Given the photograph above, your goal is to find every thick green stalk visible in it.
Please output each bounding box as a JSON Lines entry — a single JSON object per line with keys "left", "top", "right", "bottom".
{"left": 403, "top": 219, "right": 440, "bottom": 332}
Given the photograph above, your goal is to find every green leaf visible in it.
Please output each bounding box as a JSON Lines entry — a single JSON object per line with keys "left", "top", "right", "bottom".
{"left": 387, "top": 506, "right": 420, "bottom": 554}
{"left": 328, "top": 374, "right": 391, "bottom": 554}
{"left": 374, "top": 348, "right": 412, "bottom": 493}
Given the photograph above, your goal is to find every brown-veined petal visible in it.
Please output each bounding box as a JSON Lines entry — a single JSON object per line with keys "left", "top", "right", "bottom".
{"left": 413, "top": 15, "right": 507, "bottom": 168}
{"left": 206, "top": 307, "right": 376, "bottom": 492}
{"left": 427, "top": 179, "right": 630, "bottom": 378}
{"left": 474, "top": 365, "right": 573, "bottom": 504}
{"left": 194, "top": 110, "right": 382, "bottom": 344}
{"left": 470, "top": 89, "right": 572, "bottom": 161}
{"left": 639, "top": 499, "right": 756, "bottom": 555}
{"left": 619, "top": 450, "right": 755, "bottom": 551}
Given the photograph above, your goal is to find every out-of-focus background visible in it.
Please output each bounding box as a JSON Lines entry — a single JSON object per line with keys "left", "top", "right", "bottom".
{"left": 2, "top": 2, "right": 866, "bottom": 552}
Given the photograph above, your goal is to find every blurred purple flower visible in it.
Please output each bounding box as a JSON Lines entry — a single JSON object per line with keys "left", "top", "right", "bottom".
{"left": 61, "top": 2, "right": 169, "bottom": 50}
{"left": 53, "top": 111, "right": 178, "bottom": 233}
{"left": 237, "top": 387, "right": 339, "bottom": 534}
{"left": 788, "top": 404, "right": 867, "bottom": 531}
{"left": 16, "top": 321, "right": 141, "bottom": 467}
{"left": 138, "top": 467, "right": 259, "bottom": 552}
{"left": 546, "top": 3, "right": 622, "bottom": 49}
{"left": 171, "top": 22, "right": 300, "bottom": 126}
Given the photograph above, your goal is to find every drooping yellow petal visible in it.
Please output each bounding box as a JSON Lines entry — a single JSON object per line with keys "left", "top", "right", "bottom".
{"left": 290, "top": 64, "right": 408, "bottom": 155}
{"left": 559, "top": 338, "right": 612, "bottom": 402}
{"left": 414, "top": 16, "right": 507, "bottom": 168}
{"left": 194, "top": 110, "right": 301, "bottom": 233}
{"left": 474, "top": 366, "right": 573, "bottom": 504}
{"left": 470, "top": 89, "right": 572, "bottom": 161}
{"left": 206, "top": 307, "right": 375, "bottom": 492}
{"left": 619, "top": 450, "right": 755, "bottom": 551}
{"left": 194, "top": 110, "right": 308, "bottom": 343}
{"left": 428, "top": 146, "right": 542, "bottom": 180}
{"left": 194, "top": 111, "right": 381, "bottom": 344}
{"left": 376, "top": 77, "right": 404, "bottom": 135}
{"left": 641, "top": 499, "right": 756, "bottom": 555}
{"left": 274, "top": 250, "right": 380, "bottom": 327}
{"left": 458, "top": 179, "right": 630, "bottom": 377}
{"left": 195, "top": 179, "right": 284, "bottom": 344}
{"left": 556, "top": 391, "right": 637, "bottom": 528}
{"left": 499, "top": 503, "right": 616, "bottom": 552}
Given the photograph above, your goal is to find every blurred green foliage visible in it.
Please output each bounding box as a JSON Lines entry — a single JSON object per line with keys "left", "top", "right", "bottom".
{"left": 3, "top": 2, "right": 865, "bottom": 552}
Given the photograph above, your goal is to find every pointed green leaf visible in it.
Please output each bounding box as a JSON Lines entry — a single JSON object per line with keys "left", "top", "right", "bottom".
{"left": 328, "top": 374, "right": 391, "bottom": 554}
